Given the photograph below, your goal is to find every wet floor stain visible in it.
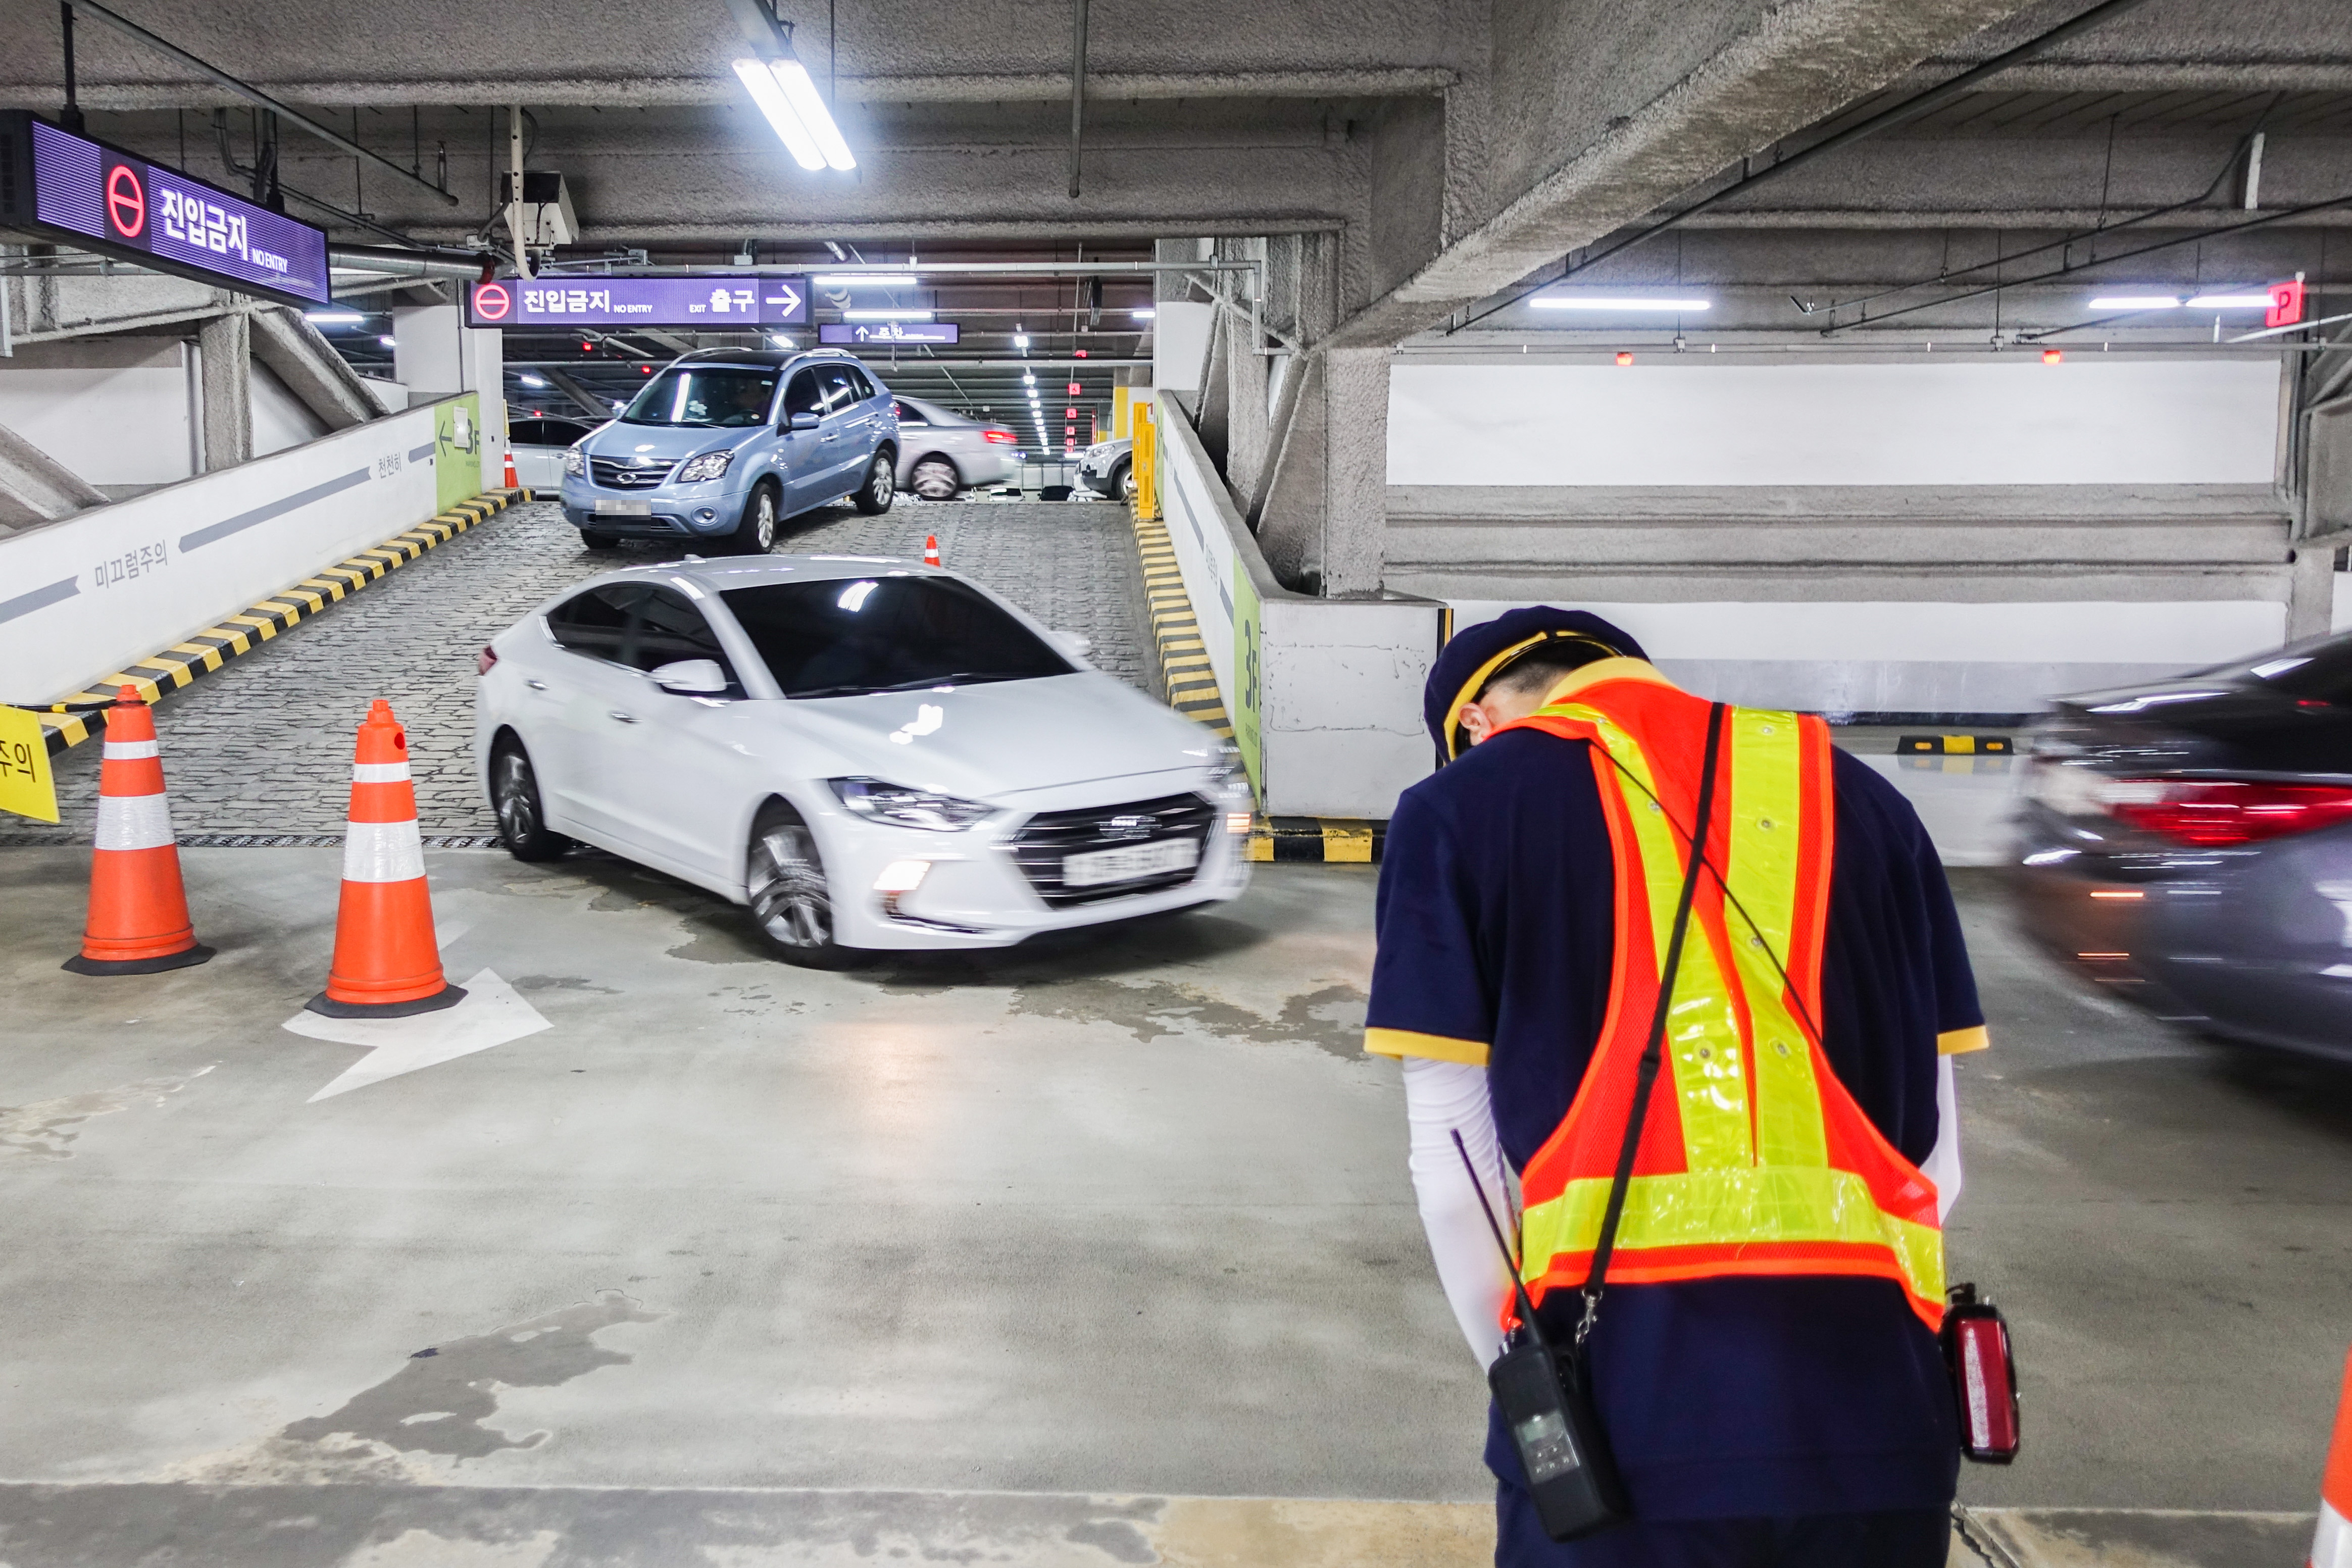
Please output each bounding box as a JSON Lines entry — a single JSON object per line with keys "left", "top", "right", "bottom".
{"left": 508, "top": 976, "right": 621, "bottom": 995}
{"left": 0, "top": 1066, "right": 216, "bottom": 1160}
{"left": 278, "top": 1292, "right": 662, "bottom": 1462}
{"left": 1011, "top": 979, "right": 1367, "bottom": 1058}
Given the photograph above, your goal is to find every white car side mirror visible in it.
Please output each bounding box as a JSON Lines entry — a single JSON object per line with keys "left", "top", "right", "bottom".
{"left": 650, "top": 659, "right": 728, "bottom": 694}
{"left": 1053, "top": 630, "right": 1094, "bottom": 658}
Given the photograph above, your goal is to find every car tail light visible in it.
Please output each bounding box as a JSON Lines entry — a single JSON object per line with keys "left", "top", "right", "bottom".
{"left": 2101, "top": 778, "right": 2352, "bottom": 846}
{"left": 982, "top": 428, "right": 1017, "bottom": 445}
{"left": 477, "top": 645, "right": 498, "bottom": 676}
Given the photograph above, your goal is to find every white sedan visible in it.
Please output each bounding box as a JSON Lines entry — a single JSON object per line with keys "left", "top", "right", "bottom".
{"left": 473, "top": 555, "right": 1252, "bottom": 965}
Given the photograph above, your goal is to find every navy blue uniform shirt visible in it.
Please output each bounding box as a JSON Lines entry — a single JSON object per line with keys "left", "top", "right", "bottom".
{"left": 1367, "top": 691, "right": 1985, "bottom": 1522}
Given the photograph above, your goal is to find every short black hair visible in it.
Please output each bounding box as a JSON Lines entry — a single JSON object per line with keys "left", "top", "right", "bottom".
{"left": 1478, "top": 639, "right": 1612, "bottom": 702}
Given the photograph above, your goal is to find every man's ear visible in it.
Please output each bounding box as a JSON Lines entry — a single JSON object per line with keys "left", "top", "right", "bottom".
{"left": 1458, "top": 700, "right": 1494, "bottom": 745}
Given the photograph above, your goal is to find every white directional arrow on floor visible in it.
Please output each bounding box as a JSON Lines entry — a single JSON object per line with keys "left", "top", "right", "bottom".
{"left": 283, "top": 969, "right": 552, "bottom": 1102}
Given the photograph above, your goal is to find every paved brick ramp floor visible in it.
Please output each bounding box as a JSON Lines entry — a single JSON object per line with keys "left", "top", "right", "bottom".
{"left": 24, "top": 495, "right": 1155, "bottom": 842}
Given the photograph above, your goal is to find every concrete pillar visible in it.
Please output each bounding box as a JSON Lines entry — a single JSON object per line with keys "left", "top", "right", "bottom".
{"left": 196, "top": 313, "right": 252, "bottom": 472}
{"left": 2288, "top": 545, "right": 2337, "bottom": 642}
{"left": 1219, "top": 240, "right": 1271, "bottom": 512}
{"left": 1323, "top": 346, "right": 1389, "bottom": 596}
{"left": 1253, "top": 344, "right": 1390, "bottom": 597}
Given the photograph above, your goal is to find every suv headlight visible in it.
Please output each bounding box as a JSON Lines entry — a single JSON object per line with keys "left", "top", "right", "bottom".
{"left": 674, "top": 449, "right": 736, "bottom": 483}
{"left": 563, "top": 446, "right": 585, "bottom": 476}
{"left": 830, "top": 777, "right": 995, "bottom": 832}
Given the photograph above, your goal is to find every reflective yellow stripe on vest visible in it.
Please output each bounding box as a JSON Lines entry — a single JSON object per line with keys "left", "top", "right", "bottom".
{"left": 1517, "top": 701, "right": 1943, "bottom": 1314}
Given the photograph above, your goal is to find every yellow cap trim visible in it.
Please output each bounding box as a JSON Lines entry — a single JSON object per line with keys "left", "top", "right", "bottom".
{"left": 1444, "top": 631, "right": 1623, "bottom": 761}
{"left": 1365, "top": 1027, "right": 1491, "bottom": 1066}
{"left": 1938, "top": 1025, "right": 1990, "bottom": 1055}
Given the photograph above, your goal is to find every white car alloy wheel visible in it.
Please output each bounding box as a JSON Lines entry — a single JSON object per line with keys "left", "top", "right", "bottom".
{"left": 745, "top": 803, "right": 858, "bottom": 968}
{"left": 911, "top": 457, "right": 959, "bottom": 500}
{"left": 735, "top": 486, "right": 778, "bottom": 554}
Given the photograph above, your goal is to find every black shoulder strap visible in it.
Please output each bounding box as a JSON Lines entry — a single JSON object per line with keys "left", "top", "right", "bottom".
{"left": 1579, "top": 699, "right": 1728, "bottom": 1342}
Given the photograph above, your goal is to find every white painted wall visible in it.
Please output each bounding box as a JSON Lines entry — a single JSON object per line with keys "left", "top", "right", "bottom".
{"left": 1447, "top": 596, "right": 2285, "bottom": 714}
{"left": 251, "top": 360, "right": 331, "bottom": 457}
{"left": 1389, "top": 358, "right": 2284, "bottom": 487}
{"left": 1152, "top": 302, "right": 1215, "bottom": 395}
{"left": 0, "top": 399, "right": 454, "bottom": 702}
{"left": 0, "top": 344, "right": 196, "bottom": 487}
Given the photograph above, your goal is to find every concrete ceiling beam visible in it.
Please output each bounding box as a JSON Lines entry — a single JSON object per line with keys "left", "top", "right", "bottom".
{"left": 0, "top": 66, "right": 1459, "bottom": 111}
{"left": 1329, "top": 0, "right": 2052, "bottom": 347}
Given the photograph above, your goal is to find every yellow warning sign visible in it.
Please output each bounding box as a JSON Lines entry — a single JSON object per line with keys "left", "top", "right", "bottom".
{"left": 0, "top": 706, "right": 61, "bottom": 823}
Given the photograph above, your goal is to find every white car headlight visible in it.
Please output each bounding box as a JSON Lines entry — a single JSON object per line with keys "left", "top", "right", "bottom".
{"left": 830, "top": 777, "right": 995, "bottom": 831}
{"left": 563, "top": 446, "right": 585, "bottom": 476}
{"left": 674, "top": 449, "right": 736, "bottom": 483}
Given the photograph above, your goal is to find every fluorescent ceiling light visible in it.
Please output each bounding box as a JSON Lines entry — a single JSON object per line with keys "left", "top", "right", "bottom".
{"left": 305, "top": 310, "right": 364, "bottom": 325}
{"left": 1131, "top": 308, "right": 1156, "bottom": 320}
{"left": 2185, "top": 292, "right": 2273, "bottom": 309}
{"left": 1013, "top": 332, "right": 1030, "bottom": 349}
{"left": 731, "top": 58, "right": 825, "bottom": 170}
{"left": 843, "top": 309, "right": 932, "bottom": 322}
{"left": 2087, "top": 295, "right": 2180, "bottom": 310}
{"left": 814, "top": 273, "right": 916, "bottom": 287}
{"left": 1022, "top": 372, "right": 1036, "bottom": 384}
{"left": 1530, "top": 295, "right": 1710, "bottom": 311}
{"left": 770, "top": 56, "right": 855, "bottom": 171}
{"left": 379, "top": 336, "right": 396, "bottom": 347}
{"left": 769, "top": 333, "right": 795, "bottom": 348}
{"left": 519, "top": 373, "right": 548, "bottom": 387}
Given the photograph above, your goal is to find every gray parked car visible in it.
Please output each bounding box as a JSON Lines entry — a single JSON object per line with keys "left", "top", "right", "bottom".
{"left": 892, "top": 395, "right": 1021, "bottom": 499}
{"left": 559, "top": 348, "right": 898, "bottom": 552}
{"left": 1076, "top": 436, "right": 1135, "bottom": 502}
{"left": 2012, "top": 631, "right": 2352, "bottom": 1061}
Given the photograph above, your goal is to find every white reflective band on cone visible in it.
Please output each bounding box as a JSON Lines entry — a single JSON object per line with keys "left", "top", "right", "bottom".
{"left": 94, "top": 792, "right": 174, "bottom": 851}
{"left": 2316, "top": 1498, "right": 2350, "bottom": 1568}
{"left": 104, "top": 739, "right": 161, "bottom": 760}
{"left": 352, "top": 762, "right": 413, "bottom": 783}
{"left": 342, "top": 818, "right": 426, "bottom": 883}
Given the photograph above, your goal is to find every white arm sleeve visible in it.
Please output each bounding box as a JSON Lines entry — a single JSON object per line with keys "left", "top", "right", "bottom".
{"left": 1923, "top": 1053, "right": 1963, "bottom": 1222}
{"left": 1403, "top": 1055, "right": 1515, "bottom": 1369}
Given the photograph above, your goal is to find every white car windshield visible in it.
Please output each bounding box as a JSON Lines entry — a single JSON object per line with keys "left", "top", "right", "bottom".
{"left": 722, "top": 577, "right": 1074, "bottom": 698}
{"left": 621, "top": 366, "right": 777, "bottom": 428}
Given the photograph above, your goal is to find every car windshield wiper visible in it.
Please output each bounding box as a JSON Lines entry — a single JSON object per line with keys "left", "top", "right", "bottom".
{"left": 870, "top": 671, "right": 1038, "bottom": 692}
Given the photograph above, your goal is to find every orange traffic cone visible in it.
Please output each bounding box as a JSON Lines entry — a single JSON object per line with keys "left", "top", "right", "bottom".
{"left": 923, "top": 534, "right": 941, "bottom": 567}
{"left": 502, "top": 447, "right": 519, "bottom": 488}
{"left": 2314, "top": 1345, "right": 2352, "bottom": 1568}
{"left": 64, "top": 687, "right": 212, "bottom": 975}
{"left": 308, "top": 699, "right": 463, "bottom": 1018}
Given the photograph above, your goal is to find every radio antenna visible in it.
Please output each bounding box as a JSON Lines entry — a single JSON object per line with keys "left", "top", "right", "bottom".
{"left": 1452, "top": 1129, "right": 1551, "bottom": 1343}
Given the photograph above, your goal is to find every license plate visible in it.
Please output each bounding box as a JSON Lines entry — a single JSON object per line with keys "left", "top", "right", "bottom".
{"left": 1063, "top": 837, "right": 1199, "bottom": 888}
{"left": 594, "top": 498, "right": 653, "bottom": 517}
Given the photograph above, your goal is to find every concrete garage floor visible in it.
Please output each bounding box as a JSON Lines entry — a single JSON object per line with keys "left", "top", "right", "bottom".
{"left": 3, "top": 838, "right": 2348, "bottom": 1564}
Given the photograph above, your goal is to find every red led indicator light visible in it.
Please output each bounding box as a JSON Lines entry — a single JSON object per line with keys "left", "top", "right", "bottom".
{"left": 1614, "top": 351, "right": 1634, "bottom": 366}
{"left": 2042, "top": 348, "right": 2064, "bottom": 364}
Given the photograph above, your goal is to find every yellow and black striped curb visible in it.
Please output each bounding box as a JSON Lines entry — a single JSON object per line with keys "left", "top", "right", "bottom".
{"left": 1247, "top": 816, "right": 1387, "bottom": 864}
{"left": 1898, "top": 734, "right": 2015, "bottom": 755}
{"left": 32, "top": 489, "right": 531, "bottom": 753}
{"left": 1130, "top": 510, "right": 1232, "bottom": 740}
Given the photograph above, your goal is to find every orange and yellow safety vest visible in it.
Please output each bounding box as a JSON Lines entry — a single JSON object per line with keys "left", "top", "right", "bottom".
{"left": 1499, "top": 673, "right": 1946, "bottom": 1331}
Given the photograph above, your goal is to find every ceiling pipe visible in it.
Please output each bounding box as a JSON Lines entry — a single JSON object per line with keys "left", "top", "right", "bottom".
{"left": 59, "top": 0, "right": 459, "bottom": 206}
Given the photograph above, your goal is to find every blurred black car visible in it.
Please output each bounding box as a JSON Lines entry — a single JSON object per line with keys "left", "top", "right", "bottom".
{"left": 2014, "top": 632, "right": 2352, "bottom": 1061}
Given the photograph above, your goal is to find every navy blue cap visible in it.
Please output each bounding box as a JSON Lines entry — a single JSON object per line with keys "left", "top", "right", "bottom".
{"left": 1425, "top": 608, "right": 1648, "bottom": 763}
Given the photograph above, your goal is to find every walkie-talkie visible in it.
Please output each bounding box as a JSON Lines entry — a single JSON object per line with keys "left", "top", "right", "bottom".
{"left": 1452, "top": 1130, "right": 1629, "bottom": 1541}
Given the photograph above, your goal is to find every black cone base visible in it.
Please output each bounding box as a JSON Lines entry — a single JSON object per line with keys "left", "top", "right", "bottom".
{"left": 305, "top": 983, "right": 468, "bottom": 1019}
{"left": 64, "top": 943, "right": 215, "bottom": 976}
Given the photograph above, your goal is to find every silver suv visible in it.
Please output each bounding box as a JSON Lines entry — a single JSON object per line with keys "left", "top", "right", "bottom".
{"left": 560, "top": 348, "right": 899, "bottom": 552}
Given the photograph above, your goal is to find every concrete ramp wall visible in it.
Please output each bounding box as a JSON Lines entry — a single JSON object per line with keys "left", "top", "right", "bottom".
{"left": 0, "top": 394, "right": 484, "bottom": 704}
{"left": 1155, "top": 391, "right": 1440, "bottom": 819}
